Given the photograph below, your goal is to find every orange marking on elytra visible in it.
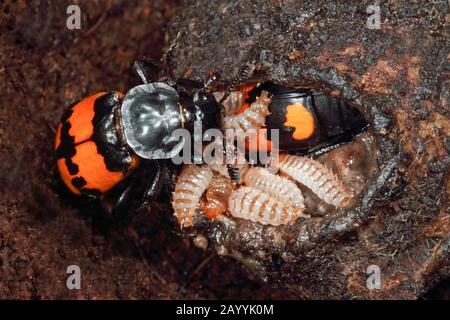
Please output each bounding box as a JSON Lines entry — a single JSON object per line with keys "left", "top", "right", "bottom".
{"left": 284, "top": 104, "right": 315, "bottom": 140}
{"left": 68, "top": 92, "right": 106, "bottom": 143}
{"left": 57, "top": 158, "right": 81, "bottom": 195}
{"left": 71, "top": 141, "right": 125, "bottom": 193}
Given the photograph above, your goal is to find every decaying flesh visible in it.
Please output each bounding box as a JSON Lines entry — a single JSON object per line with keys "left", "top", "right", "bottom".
{"left": 172, "top": 165, "right": 213, "bottom": 228}
{"left": 276, "top": 154, "right": 354, "bottom": 208}
{"left": 228, "top": 186, "right": 307, "bottom": 226}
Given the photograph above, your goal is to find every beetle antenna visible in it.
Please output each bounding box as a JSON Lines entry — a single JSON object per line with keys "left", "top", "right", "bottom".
{"left": 219, "top": 63, "right": 256, "bottom": 104}
{"left": 131, "top": 58, "right": 164, "bottom": 84}
{"left": 132, "top": 60, "right": 149, "bottom": 84}
{"left": 164, "top": 31, "right": 186, "bottom": 80}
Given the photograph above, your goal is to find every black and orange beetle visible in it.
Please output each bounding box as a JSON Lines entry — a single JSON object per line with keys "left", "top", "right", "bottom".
{"left": 55, "top": 59, "right": 221, "bottom": 217}
{"left": 237, "top": 82, "right": 368, "bottom": 157}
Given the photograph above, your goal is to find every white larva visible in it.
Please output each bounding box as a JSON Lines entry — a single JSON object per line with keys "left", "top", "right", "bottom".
{"left": 277, "top": 155, "right": 354, "bottom": 208}
{"left": 223, "top": 91, "right": 271, "bottom": 132}
{"left": 242, "top": 167, "right": 305, "bottom": 209}
{"left": 209, "top": 163, "right": 229, "bottom": 177}
{"left": 213, "top": 91, "right": 244, "bottom": 115}
{"left": 172, "top": 165, "right": 213, "bottom": 228}
{"left": 204, "top": 172, "right": 234, "bottom": 218}
{"left": 228, "top": 187, "right": 307, "bottom": 226}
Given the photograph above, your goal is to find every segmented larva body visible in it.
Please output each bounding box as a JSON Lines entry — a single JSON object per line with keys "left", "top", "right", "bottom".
{"left": 204, "top": 172, "right": 234, "bottom": 219}
{"left": 277, "top": 155, "right": 354, "bottom": 208}
{"left": 243, "top": 167, "right": 305, "bottom": 209}
{"left": 172, "top": 165, "right": 213, "bottom": 228}
{"left": 213, "top": 91, "right": 244, "bottom": 115}
{"left": 228, "top": 187, "right": 307, "bottom": 226}
{"left": 223, "top": 91, "right": 271, "bottom": 132}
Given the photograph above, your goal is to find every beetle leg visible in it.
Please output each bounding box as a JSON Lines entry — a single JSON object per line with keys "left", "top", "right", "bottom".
{"left": 174, "top": 72, "right": 220, "bottom": 95}
{"left": 201, "top": 71, "right": 221, "bottom": 92}
{"left": 131, "top": 57, "right": 165, "bottom": 84}
{"left": 164, "top": 30, "right": 185, "bottom": 80}
{"left": 133, "top": 32, "right": 186, "bottom": 86}
{"left": 219, "top": 63, "right": 257, "bottom": 104}
{"left": 160, "top": 161, "right": 180, "bottom": 201}
{"left": 110, "top": 160, "right": 166, "bottom": 220}
{"left": 141, "top": 160, "right": 167, "bottom": 203}
{"left": 174, "top": 78, "right": 204, "bottom": 94}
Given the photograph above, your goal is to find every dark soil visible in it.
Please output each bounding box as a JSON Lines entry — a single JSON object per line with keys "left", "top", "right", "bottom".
{"left": 0, "top": 0, "right": 448, "bottom": 299}
{"left": 0, "top": 0, "right": 298, "bottom": 299}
